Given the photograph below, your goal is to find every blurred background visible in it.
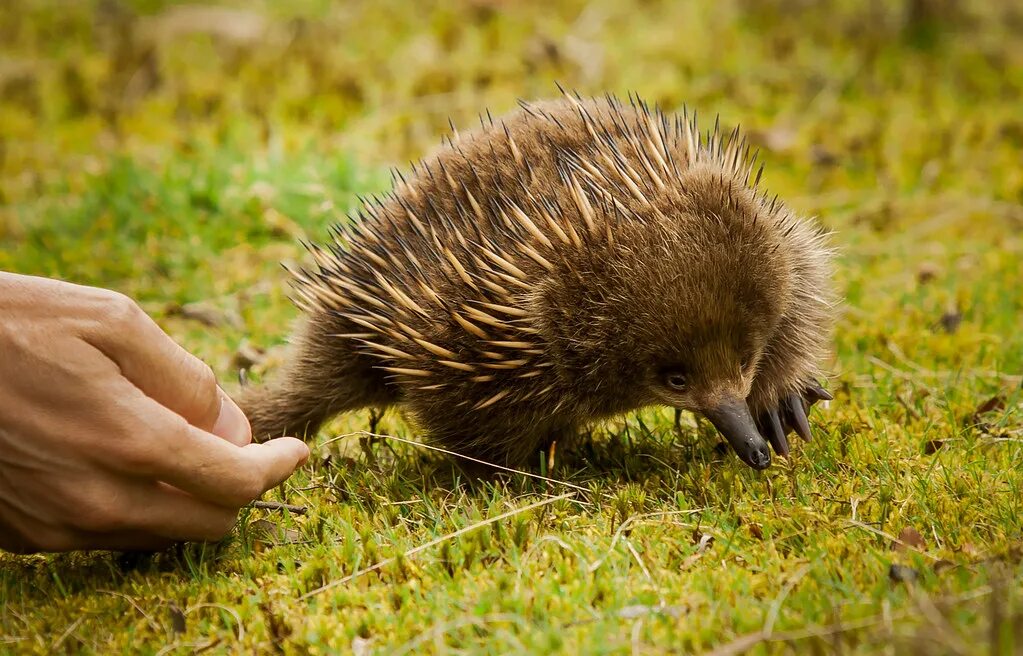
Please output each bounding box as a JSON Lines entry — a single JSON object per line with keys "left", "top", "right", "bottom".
{"left": 2, "top": 0, "right": 1022, "bottom": 416}
{"left": 2, "top": 0, "right": 1021, "bottom": 377}
{"left": 4, "top": 1, "right": 1021, "bottom": 193}
{"left": 2, "top": 2, "right": 1023, "bottom": 652}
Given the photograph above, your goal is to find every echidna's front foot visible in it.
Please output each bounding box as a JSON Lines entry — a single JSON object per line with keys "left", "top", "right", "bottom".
{"left": 755, "top": 381, "right": 833, "bottom": 457}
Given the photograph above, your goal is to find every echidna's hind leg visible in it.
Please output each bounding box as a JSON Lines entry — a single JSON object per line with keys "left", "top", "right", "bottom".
{"left": 239, "top": 315, "right": 398, "bottom": 441}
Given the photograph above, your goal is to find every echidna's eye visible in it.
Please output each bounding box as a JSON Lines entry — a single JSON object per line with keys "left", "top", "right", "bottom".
{"left": 663, "top": 370, "right": 689, "bottom": 391}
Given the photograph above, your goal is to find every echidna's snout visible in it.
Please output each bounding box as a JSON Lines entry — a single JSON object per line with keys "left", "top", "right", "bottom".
{"left": 702, "top": 394, "right": 772, "bottom": 470}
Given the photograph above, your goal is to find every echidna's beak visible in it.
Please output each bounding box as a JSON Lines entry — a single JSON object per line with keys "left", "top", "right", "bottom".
{"left": 703, "top": 395, "right": 772, "bottom": 470}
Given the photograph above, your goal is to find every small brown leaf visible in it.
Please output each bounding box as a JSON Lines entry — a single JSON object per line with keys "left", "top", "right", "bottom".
{"left": 924, "top": 439, "right": 945, "bottom": 455}
{"left": 263, "top": 207, "right": 306, "bottom": 240}
{"left": 938, "top": 307, "right": 962, "bottom": 334}
{"left": 894, "top": 527, "right": 927, "bottom": 552}
{"left": 232, "top": 342, "right": 267, "bottom": 370}
{"left": 750, "top": 124, "right": 797, "bottom": 154}
{"left": 809, "top": 144, "right": 839, "bottom": 167}
{"left": 249, "top": 519, "right": 304, "bottom": 547}
{"left": 168, "top": 603, "right": 186, "bottom": 635}
{"left": 916, "top": 261, "right": 942, "bottom": 284}
{"left": 973, "top": 394, "right": 1006, "bottom": 419}
{"left": 694, "top": 533, "right": 714, "bottom": 553}
{"left": 748, "top": 523, "right": 764, "bottom": 540}
{"left": 166, "top": 301, "right": 243, "bottom": 329}
{"left": 889, "top": 563, "right": 919, "bottom": 583}
{"left": 960, "top": 542, "right": 982, "bottom": 559}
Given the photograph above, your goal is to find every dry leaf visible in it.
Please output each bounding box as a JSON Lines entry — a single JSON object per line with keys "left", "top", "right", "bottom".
{"left": 168, "top": 603, "right": 186, "bottom": 635}
{"left": 960, "top": 542, "right": 982, "bottom": 559}
{"left": 249, "top": 519, "right": 304, "bottom": 547}
{"left": 232, "top": 342, "right": 267, "bottom": 370}
{"left": 894, "top": 527, "right": 927, "bottom": 552}
{"left": 263, "top": 207, "right": 306, "bottom": 240}
{"left": 694, "top": 533, "right": 714, "bottom": 552}
{"left": 809, "top": 144, "right": 839, "bottom": 167}
{"left": 973, "top": 394, "right": 1006, "bottom": 419}
{"left": 916, "top": 261, "right": 942, "bottom": 284}
{"left": 938, "top": 307, "right": 962, "bottom": 334}
{"left": 889, "top": 563, "right": 919, "bottom": 583}
{"left": 166, "top": 301, "right": 243, "bottom": 329}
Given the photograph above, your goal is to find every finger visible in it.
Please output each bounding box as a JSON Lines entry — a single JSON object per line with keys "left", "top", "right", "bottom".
{"left": 123, "top": 482, "right": 240, "bottom": 542}
{"left": 71, "top": 531, "right": 176, "bottom": 553}
{"left": 10, "top": 532, "right": 174, "bottom": 554}
{"left": 0, "top": 508, "right": 173, "bottom": 554}
{"left": 166, "top": 431, "right": 309, "bottom": 508}
{"left": 211, "top": 390, "right": 252, "bottom": 447}
{"left": 80, "top": 293, "right": 227, "bottom": 432}
{"left": 104, "top": 396, "right": 309, "bottom": 508}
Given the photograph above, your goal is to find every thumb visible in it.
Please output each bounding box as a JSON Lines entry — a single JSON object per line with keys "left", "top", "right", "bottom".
{"left": 240, "top": 437, "right": 311, "bottom": 494}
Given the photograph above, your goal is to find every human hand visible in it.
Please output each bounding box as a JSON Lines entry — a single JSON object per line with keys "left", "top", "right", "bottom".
{"left": 0, "top": 272, "right": 309, "bottom": 553}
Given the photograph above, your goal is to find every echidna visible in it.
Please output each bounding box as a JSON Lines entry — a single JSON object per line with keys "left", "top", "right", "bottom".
{"left": 241, "top": 91, "right": 835, "bottom": 470}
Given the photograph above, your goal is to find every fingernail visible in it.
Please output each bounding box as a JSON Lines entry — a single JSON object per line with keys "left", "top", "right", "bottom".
{"left": 291, "top": 439, "right": 311, "bottom": 466}
{"left": 212, "top": 390, "right": 253, "bottom": 446}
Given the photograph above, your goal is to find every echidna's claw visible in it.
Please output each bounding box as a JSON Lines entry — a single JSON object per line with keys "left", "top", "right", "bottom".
{"left": 785, "top": 394, "right": 813, "bottom": 442}
{"left": 757, "top": 408, "right": 790, "bottom": 457}
{"left": 804, "top": 381, "right": 833, "bottom": 403}
{"left": 760, "top": 381, "right": 831, "bottom": 455}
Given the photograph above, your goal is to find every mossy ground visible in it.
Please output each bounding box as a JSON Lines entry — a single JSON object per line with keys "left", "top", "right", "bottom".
{"left": 2, "top": 1, "right": 1022, "bottom": 653}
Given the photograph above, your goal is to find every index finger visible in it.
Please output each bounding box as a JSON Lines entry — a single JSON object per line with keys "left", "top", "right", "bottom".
{"left": 80, "top": 291, "right": 251, "bottom": 444}
{"left": 103, "top": 389, "right": 310, "bottom": 508}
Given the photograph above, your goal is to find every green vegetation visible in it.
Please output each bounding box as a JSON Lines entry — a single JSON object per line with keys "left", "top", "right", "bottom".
{"left": 2, "top": 0, "right": 1022, "bottom": 653}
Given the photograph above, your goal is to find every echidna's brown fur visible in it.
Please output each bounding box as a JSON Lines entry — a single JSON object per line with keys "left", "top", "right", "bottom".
{"left": 241, "top": 92, "right": 835, "bottom": 468}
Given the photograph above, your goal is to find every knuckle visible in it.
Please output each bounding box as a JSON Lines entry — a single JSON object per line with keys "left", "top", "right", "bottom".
{"left": 58, "top": 480, "right": 128, "bottom": 533}
{"left": 111, "top": 441, "right": 158, "bottom": 475}
{"left": 103, "top": 290, "right": 144, "bottom": 328}
{"left": 192, "top": 361, "right": 217, "bottom": 394}
{"left": 178, "top": 360, "right": 220, "bottom": 426}
{"left": 72, "top": 502, "right": 125, "bottom": 533}
{"left": 105, "top": 421, "right": 174, "bottom": 474}
{"left": 192, "top": 362, "right": 220, "bottom": 416}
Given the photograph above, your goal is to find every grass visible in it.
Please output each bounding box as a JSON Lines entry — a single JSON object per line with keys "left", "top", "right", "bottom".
{"left": 2, "top": 0, "right": 1022, "bottom": 653}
